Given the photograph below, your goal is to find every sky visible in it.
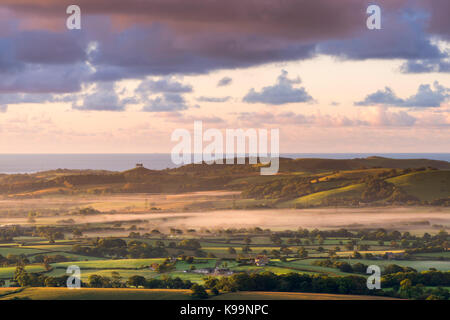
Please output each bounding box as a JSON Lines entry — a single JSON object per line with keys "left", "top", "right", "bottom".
{"left": 0, "top": 0, "right": 449, "bottom": 153}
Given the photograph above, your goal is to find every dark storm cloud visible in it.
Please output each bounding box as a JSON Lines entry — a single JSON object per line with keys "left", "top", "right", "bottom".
{"left": 88, "top": 24, "right": 317, "bottom": 81}
{"left": 318, "top": 10, "right": 445, "bottom": 60}
{"left": 421, "top": 0, "right": 450, "bottom": 40}
{"left": 0, "top": 63, "right": 91, "bottom": 94}
{"left": 15, "top": 31, "right": 87, "bottom": 65}
{"left": 1, "top": 0, "right": 402, "bottom": 39}
{"left": 0, "top": 0, "right": 448, "bottom": 100}
{"left": 0, "top": 21, "right": 91, "bottom": 94}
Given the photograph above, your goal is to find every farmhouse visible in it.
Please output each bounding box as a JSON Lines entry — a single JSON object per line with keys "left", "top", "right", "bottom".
{"left": 254, "top": 255, "right": 270, "bottom": 266}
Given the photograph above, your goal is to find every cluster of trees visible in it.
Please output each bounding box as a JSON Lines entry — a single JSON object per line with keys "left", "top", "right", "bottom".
{"left": 396, "top": 280, "right": 449, "bottom": 300}
{"left": 361, "top": 178, "right": 395, "bottom": 202}
{"left": 33, "top": 226, "right": 65, "bottom": 243}
{"left": 382, "top": 269, "right": 450, "bottom": 287}
{"left": 72, "top": 238, "right": 168, "bottom": 259}
{"left": 33, "top": 254, "right": 69, "bottom": 264}
{"left": 0, "top": 226, "right": 28, "bottom": 242}
{"left": 312, "top": 260, "right": 370, "bottom": 274}
{"left": 241, "top": 176, "right": 346, "bottom": 201}
{"left": 312, "top": 260, "right": 417, "bottom": 275}
{"left": 202, "top": 271, "right": 450, "bottom": 300}
{"left": 126, "top": 275, "right": 193, "bottom": 289}
{"left": 0, "top": 254, "right": 29, "bottom": 266}
{"left": 13, "top": 264, "right": 67, "bottom": 287}
{"left": 204, "top": 272, "right": 371, "bottom": 295}
{"left": 86, "top": 272, "right": 123, "bottom": 288}
{"left": 382, "top": 270, "right": 450, "bottom": 300}
{"left": 352, "top": 228, "right": 448, "bottom": 251}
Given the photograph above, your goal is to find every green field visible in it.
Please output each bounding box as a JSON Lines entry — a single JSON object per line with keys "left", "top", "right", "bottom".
{"left": 0, "top": 265, "right": 47, "bottom": 279}
{"left": 0, "top": 247, "right": 47, "bottom": 256}
{"left": 51, "top": 258, "right": 166, "bottom": 270}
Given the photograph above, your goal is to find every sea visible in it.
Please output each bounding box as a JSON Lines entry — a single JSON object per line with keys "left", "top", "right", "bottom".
{"left": 0, "top": 153, "right": 449, "bottom": 174}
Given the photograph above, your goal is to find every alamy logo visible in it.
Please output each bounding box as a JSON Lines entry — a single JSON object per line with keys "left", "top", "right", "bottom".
{"left": 66, "top": 5, "right": 81, "bottom": 30}
{"left": 66, "top": 265, "right": 81, "bottom": 289}
{"left": 171, "top": 121, "right": 279, "bottom": 175}
{"left": 366, "top": 5, "right": 381, "bottom": 30}
{"left": 366, "top": 265, "right": 381, "bottom": 289}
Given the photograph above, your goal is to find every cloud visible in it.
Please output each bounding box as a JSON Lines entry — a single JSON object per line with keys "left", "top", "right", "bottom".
{"left": 72, "top": 82, "right": 132, "bottom": 111}
{"left": 243, "top": 70, "right": 313, "bottom": 105}
{"left": 196, "top": 96, "right": 231, "bottom": 103}
{"left": 355, "top": 82, "right": 449, "bottom": 108}
{"left": 0, "top": 0, "right": 398, "bottom": 39}
{"left": 0, "top": 105, "right": 7, "bottom": 113}
{"left": 367, "top": 107, "right": 417, "bottom": 127}
{"left": 0, "top": 62, "right": 91, "bottom": 94}
{"left": 133, "top": 77, "right": 197, "bottom": 112}
{"left": 237, "top": 108, "right": 420, "bottom": 128}
{"left": 163, "top": 111, "right": 225, "bottom": 124}
{"left": 217, "top": 77, "right": 232, "bottom": 87}
{"left": 420, "top": 0, "right": 450, "bottom": 40}
{"left": 0, "top": 92, "right": 79, "bottom": 110}
{"left": 136, "top": 77, "right": 193, "bottom": 94}
{"left": 142, "top": 93, "right": 196, "bottom": 112}
{"left": 88, "top": 24, "right": 316, "bottom": 81}
{"left": 400, "top": 59, "right": 450, "bottom": 73}
{"left": 0, "top": 23, "right": 91, "bottom": 94}
{"left": 318, "top": 9, "right": 445, "bottom": 61}
{"left": 14, "top": 30, "right": 87, "bottom": 65}
{"left": 0, "top": 0, "right": 448, "bottom": 101}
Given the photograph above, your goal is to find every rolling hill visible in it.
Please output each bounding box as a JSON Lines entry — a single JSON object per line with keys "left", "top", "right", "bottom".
{"left": 0, "top": 157, "right": 448, "bottom": 207}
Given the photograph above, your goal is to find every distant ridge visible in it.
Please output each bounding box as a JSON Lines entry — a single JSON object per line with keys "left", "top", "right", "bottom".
{"left": 0, "top": 157, "right": 449, "bottom": 206}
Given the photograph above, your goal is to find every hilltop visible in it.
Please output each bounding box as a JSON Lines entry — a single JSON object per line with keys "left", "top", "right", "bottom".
{"left": 0, "top": 157, "right": 448, "bottom": 207}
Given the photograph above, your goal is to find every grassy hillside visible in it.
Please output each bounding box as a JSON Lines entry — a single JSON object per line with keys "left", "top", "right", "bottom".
{"left": 0, "top": 287, "right": 397, "bottom": 300}
{"left": 387, "top": 170, "right": 450, "bottom": 201}
{"left": 0, "top": 157, "right": 448, "bottom": 208}
{"left": 282, "top": 183, "right": 365, "bottom": 207}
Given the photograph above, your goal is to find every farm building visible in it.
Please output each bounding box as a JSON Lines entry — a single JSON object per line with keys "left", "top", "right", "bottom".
{"left": 254, "top": 255, "right": 270, "bottom": 266}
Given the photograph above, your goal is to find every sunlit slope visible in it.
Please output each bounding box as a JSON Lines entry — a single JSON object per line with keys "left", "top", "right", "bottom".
{"left": 281, "top": 183, "right": 365, "bottom": 207}
{"left": 387, "top": 170, "right": 450, "bottom": 201}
